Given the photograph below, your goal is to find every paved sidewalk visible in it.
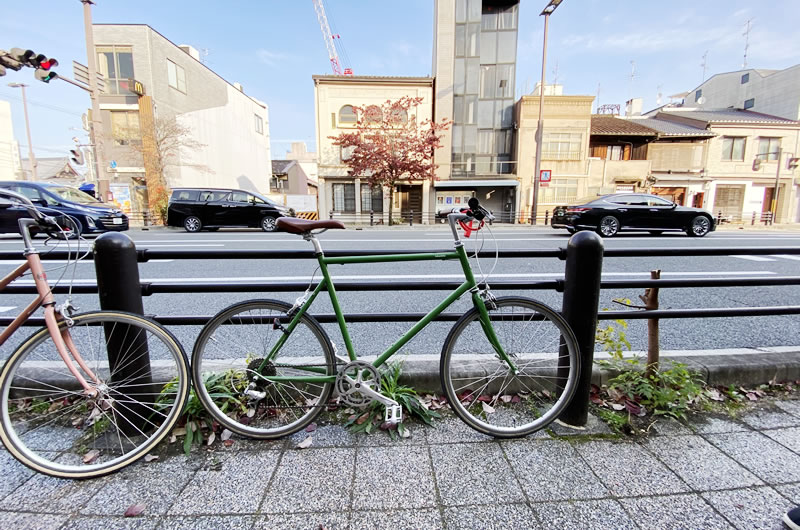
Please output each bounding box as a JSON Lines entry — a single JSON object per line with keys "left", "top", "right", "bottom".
{"left": 0, "top": 396, "right": 798, "bottom": 530}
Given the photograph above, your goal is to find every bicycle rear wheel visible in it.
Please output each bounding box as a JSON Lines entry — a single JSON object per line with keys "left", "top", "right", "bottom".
{"left": 191, "top": 300, "right": 336, "bottom": 439}
{"left": 440, "top": 297, "right": 579, "bottom": 438}
{"left": 0, "top": 311, "right": 190, "bottom": 479}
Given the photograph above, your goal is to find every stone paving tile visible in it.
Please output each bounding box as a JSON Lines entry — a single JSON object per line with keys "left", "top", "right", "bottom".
{"left": 81, "top": 456, "right": 199, "bottom": 516}
{"left": 355, "top": 423, "right": 428, "bottom": 447}
{"left": 0, "top": 467, "right": 104, "bottom": 513}
{"left": 775, "top": 482, "right": 800, "bottom": 504}
{"left": 215, "top": 434, "right": 286, "bottom": 452}
{"left": 255, "top": 512, "right": 349, "bottom": 530}
{"left": 289, "top": 424, "right": 358, "bottom": 448}
{"left": 690, "top": 416, "right": 751, "bottom": 434}
{"left": 574, "top": 440, "right": 689, "bottom": 497}
{"left": 351, "top": 508, "right": 442, "bottom": 530}
{"left": 549, "top": 414, "right": 612, "bottom": 436}
{"left": 643, "top": 435, "right": 763, "bottom": 491}
{"left": 649, "top": 417, "right": 694, "bottom": 436}
{"left": 0, "top": 449, "right": 35, "bottom": 500}
{"left": 501, "top": 439, "right": 608, "bottom": 502}
{"left": 619, "top": 493, "right": 735, "bottom": 530}
{"left": 703, "top": 486, "right": 795, "bottom": 530}
{"left": 423, "top": 415, "right": 496, "bottom": 444}
{"left": 739, "top": 409, "right": 800, "bottom": 430}
{"left": 706, "top": 432, "right": 800, "bottom": 484}
{"left": 261, "top": 448, "right": 354, "bottom": 514}
{"left": 430, "top": 442, "right": 525, "bottom": 507}
{"left": 763, "top": 426, "right": 800, "bottom": 454}
{"left": 159, "top": 515, "right": 256, "bottom": 529}
{"left": 352, "top": 446, "right": 436, "bottom": 510}
{"left": 61, "top": 516, "right": 161, "bottom": 530}
{"left": 533, "top": 499, "right": 638, "bottom": 530}
{"left": 775, "top": 400, "right": 800, "bottom": 417}
{"left": 168, "top": 451, "right": 280, "bottom": 515}
{"left": 442, "top": 503, "right": 537, "bottom": 530}
{"left": 0, "top": 511, "right": 69, "bottom": 529}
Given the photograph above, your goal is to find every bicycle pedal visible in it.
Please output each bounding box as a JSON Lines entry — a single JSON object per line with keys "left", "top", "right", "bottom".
{"left": 385, "top": 404, "right": 403, "bottom": 425}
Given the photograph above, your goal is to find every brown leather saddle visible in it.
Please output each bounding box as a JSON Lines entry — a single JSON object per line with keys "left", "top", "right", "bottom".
{"left": 276, "top": 217, "right": 346, "bottom": 234}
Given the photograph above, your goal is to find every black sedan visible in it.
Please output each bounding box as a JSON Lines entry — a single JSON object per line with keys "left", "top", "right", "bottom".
{"left": 550, "top": 193, "right": 716, "bottom": 237}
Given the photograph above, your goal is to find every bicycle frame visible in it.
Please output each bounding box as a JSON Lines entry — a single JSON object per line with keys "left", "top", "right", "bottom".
{"left": 0, "top": 226, "right": 100, "bottom": 394}
{"left": 260, "top": 238, "right": 515, "bottom": 384}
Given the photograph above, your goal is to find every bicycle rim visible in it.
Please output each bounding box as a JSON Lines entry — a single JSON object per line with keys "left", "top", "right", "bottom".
{"left": 440, "top": 297, "right": 579, "bottom": 437}
{"left": 191, "top": 300, "right": 335, "bottom": 439}
{"left": 0, "top": 312, "right": 189, "bottom": 479}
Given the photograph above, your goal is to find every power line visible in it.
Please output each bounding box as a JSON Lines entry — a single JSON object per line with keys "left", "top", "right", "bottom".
{"left": 0, "top": 90, "right": 84, "bottom": 117}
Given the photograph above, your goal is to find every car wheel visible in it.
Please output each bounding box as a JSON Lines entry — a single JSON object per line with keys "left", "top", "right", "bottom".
{"left": 649, "top": 230, "right": 663, "bottom": 236}
{"left": 184, "top": 216, "right": 202, "bottom": 233}
{"left": 566, "top": 227, "right": 576, "bottom": 234}
{"left": 597, "top": 216, "right": 620, "bottom": 237}
{"left": 686, "top": 216, "right": 711, "bottom": 237}
{"left": 261, "top": 216, "right": 278, "bottom": 232}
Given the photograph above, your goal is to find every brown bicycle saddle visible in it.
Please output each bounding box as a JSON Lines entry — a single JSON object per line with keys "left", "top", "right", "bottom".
{"left": 276, "top": 217, "right": 346, "bottom": 234}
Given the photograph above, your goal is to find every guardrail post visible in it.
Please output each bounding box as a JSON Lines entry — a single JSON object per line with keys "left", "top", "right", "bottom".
{"left": 558, "top": 230, "right": 604, "bottom": 426}
{"left": 752, "top": 211, "right": 756, "bottom": 226}
{"left": 370, "top": 209, "right": 374, "bottom": 226}
{"left": 717, "top": 210, "right": 723, "bottom": 225}
{"left": 410, "top": 210, "right": 414, "bottom": 227}
{"left": 544, "top": 210, "right": 550, "bottom": 226}
{"left": 93, "top": 232, "right": 154, "bottom": 434}
{"left": 329, "top": 210, "right": 334, "bottom": 220}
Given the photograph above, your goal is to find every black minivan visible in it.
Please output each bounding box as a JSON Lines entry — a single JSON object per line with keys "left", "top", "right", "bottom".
{"left": 167, "top": 188, "right": 289, "bottom": 232}
{"left": 0, "top": 181, "right": 129, "bottom": 235}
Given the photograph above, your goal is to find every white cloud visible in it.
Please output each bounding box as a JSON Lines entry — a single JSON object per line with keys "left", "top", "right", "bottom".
{"left": 257, "top": 49, "right": 289, "bottom": 66}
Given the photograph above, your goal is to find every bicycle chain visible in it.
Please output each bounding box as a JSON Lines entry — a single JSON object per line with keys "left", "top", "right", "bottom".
{"left": 245, "top": 360, "right": 344, "bottom": 411}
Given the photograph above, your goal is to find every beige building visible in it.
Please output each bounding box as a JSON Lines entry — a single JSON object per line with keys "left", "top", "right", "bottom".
{"left": 313, "top": 75, "right": 433, "bottom": 224}
{"left": 0, "top": 101, "right": 23, "bottom": 180}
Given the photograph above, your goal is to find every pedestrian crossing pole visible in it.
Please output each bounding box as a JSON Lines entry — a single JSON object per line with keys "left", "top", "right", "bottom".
{"left": 771, "top": 147, "right": 782, "bottom": 220}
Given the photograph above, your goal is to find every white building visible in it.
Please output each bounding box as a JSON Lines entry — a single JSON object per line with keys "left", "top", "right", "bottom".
{"left": 688, "top": 64, "right": 800, "bottom": 121}
{"left": 0, "top": 100, "right": 23, "bottom": 180}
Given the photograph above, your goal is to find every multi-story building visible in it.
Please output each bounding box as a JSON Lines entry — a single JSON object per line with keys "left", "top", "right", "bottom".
{"left": 432, "top": 0, "right": 521, "bottom": 220}
{"left": 313, "top": 75, "right": 433, "bottom": 224}
{"left": 0, "top": 101, "right": 23, "bottom": 180}
{"left": 92, "top": 24, "right": 271, "bottom": 217}
{"left": 688, "top": 64, "right": 800, "bottom": 121}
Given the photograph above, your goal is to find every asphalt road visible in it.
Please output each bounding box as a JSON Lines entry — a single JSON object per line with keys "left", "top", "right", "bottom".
{"left": 2, "top": 224, "right": 800, "bottom": 360}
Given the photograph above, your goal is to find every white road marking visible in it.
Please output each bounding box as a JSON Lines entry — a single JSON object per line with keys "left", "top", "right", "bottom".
{"left": 729, "top": 255, "right": 776, "bottom": 262}
{"left": 0, "top": 306, "right": 16, "bottom": 313}
{"left": 0, "top": 259, "right": 174, "bottom": 265}
{"left": 136, "top": 244, "right": 225, "bottom": 247}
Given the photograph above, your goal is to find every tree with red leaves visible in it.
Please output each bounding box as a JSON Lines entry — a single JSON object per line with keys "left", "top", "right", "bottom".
{"left": 330, "top": 96, "right": 451, "bottom": 225}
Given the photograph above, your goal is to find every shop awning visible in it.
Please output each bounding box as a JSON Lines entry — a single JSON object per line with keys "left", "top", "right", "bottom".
{"left": 434, "top": 179, "right": 518, "bottom": 188}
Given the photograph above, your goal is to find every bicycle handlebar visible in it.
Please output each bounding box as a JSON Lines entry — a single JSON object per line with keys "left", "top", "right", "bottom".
{"left": 0, "top": 188, "right": 75, "bottom": 239}
{"left": 436, "top": 198, "right": 495, "bottom": 222}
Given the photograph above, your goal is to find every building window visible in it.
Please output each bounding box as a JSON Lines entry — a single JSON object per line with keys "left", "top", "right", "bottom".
{"left": 360, "top": 185, "right": 383, "bottom": 213}
{"left": 167, "top": 60, "right": 186, "bottom": 93}
{"left": 741, "top": 73, "right": 749, "bottom": 84}
{"left": 364, "top": 105, "right": 382, "bottom": 124}
{"left": 110, "top": 111, "right": 141, "bottom": 146}
{"left": 339, "top": 105, "right": 357, "bottom": 124}
{"left": 743, "top": 98, "right": 755, "bottom": 109}
{"left": 542, "top": 132, "right": 582, "bottom": 160}
{"left": 721, "top": 137, "right": 745, "bottom": 161}
{"left": 758, "top": 137, "right": 781, "bottom": 161}
{"left": 96, "top": 45, "right": 134, "bottom": 95}
{"left": 332, "top": 183, "right": 355, "bottom": 213}
{"left": 254, "top": 114, "right": 264, "bottom": 134}
{"left": 694, "top": 89, "right": 702, "bottom": 102}
{"left": 540, "top": 179, "right": 579, "bottom": 204}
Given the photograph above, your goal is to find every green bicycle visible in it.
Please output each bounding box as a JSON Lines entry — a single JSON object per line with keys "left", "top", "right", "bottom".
{"left": 191, "top": 198, "right": 580, "bottom": 439}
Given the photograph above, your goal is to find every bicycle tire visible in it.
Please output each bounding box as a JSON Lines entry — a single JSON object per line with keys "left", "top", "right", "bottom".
{"left": 191, "top": 299, "right": 335, "bottom": 439}
{"left": 0, "top": 311, "right": 190, "bottom": 479}
{"left": 440, "top": 297, "right": 580, "bottom": 438}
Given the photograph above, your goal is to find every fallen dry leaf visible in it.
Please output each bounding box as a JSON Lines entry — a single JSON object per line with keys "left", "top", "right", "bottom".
{"left": 482, "top": 402, "right": 495, "bottom": 414}
{"left": 297, "top": 436, "right": 313, "bottom": 449}
{"left": 143, "top": 454, "right": 159, "bottom": 463}
{"left": 305, "top": 423, "right": 317, "bottom": 433}
{"left": 223, "top": 439, "right": 234, "bottom": 447}
{"left": 220, "top": 429, "right": 233, "bottom": 441}
{"left": 124, "top": 503, "right": 146, "bottom": 517}
{"left": 206, "top": 432, "right": 216, "bottom": 446}
{"left": 83, "top": 449, "right": 100, "bottom": 464}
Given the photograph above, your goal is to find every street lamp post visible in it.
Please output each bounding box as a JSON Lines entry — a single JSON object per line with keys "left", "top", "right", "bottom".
{"left": 81, "top": 0, "right": 109, "bottom": 202}
{"left": 7, "top": 82, "right": 37, "bottom": 181}
{"left": 531, "top": 0, "right": 563, "bottom": 225}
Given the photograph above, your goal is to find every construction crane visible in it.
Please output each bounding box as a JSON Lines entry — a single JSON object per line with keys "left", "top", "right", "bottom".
{"left": 312, "top": 0, "right": 352, "bottom": 75}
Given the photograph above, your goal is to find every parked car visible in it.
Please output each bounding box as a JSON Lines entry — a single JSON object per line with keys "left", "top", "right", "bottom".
{"left": 0, "top": 181, "right": 129, "bottom": 236}
{"left": 167, "top": 188, "right": 290, "bottom": 232}
{"left": 550, "top": 193, "right": 716, "bottom": 237}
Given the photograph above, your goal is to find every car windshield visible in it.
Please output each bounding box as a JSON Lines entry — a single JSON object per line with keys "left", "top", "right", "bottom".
{"left": 252, "top": 192, "right": 279, "bottom": 207}
{"left": 47, "top": 186, "right": 101, "bottom": 205}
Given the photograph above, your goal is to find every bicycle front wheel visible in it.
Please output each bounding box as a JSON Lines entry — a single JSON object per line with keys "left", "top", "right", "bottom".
{"left": 191, "top": 300, "right": 336, "bottom": 439}
{"left": 0, "top": 311, "right": 190, "bottom": 479}
{"left": 440, "top": 297, "right": 579, "bottom": 438}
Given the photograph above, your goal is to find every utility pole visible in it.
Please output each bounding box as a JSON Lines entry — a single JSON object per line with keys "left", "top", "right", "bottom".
{"left": 771, "top": 147, "right": 782, "bottom": 219}
{"left": 7, "top": 83, "right": 37, "bottom": 180}
{"left": 81, "top": 0, "right": 109, "bottom": 201}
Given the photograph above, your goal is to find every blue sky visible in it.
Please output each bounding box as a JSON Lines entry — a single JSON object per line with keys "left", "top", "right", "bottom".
{"left": 2, "top": 0, "right": 799, "bottom": 162}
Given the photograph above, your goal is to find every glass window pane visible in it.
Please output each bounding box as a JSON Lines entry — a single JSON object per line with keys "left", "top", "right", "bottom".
{"left": 167, "top": 61, "right": 177, "bottom": 87}
{"left": 496, "top": 64, "right": 514, "bottom": 98}
{"left": 117, "top": 51, "right": 134, "bottom": 79}
{"left": 477, "top": 130, "right": 493, "bottom": 154}
{"left": 480, "top": 32, "right": 497, "bottom": 64}
{"left": 453, "top": 96, "right": 464, "bottom": 124}
{"left": 97, "top": 49, "right": 115, "bottom": 79}
{"left": 454, "top": 58, "right": 465, "bottom": 95}
{"left": 478, "top": 100, "right": 494, "bottom": 128}
{"left": 479, "top": 65, "right": 496, "bottom": 98}
{"left": 475, "top": 155, "right": 492, "bottom": 174}
{"left": 498, "top": 5, "right": 517, "bottom": 29}
{"left": 463, "top": 126, "right": 477, "bottom": 153}
{"left": 177, "top": 66, "right": 186, "bottom": 92}
{"left": 465, "top": 58, "right": 479, "bottom": 94}
{"left": 464, "top": 95, "right": 477, "bottom": 124}
{"left": 497, "top": 31, "right": 516, "bottom": 63}
{"left": 495, "top": 129, "right": 512, "bottom": 155}
{"left": 467, "top": 0, "right": 481, "bottom": 22}
{"left": 481, "top": 11, "right": 497, "bottom": 31}
{"left": 732, "top": 138, "right": 744, "bottom": 160}
{"left": 454, "top": 25, "right": 465, "bottom": 57}
{"left": 452, "top": 125, "right": 463, "bottom": 153}
{"left": 466, "top": 23, "right": 480, "bottom": 56}
{"left": 501, "top": 100, "right": 513, "bottom": 128}
{"left": 455, "top": 0, "right": 467, "bottom": 23}
{"left": 722, "top": 138, "right": 732, "bottom": 159}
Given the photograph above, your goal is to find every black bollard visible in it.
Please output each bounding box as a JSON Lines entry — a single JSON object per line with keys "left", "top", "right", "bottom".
{"left": 94, "top": 232, "right": 154, "bottom": 434}
{"left": 558, "top": 230, "right": 604, "bottom": 426}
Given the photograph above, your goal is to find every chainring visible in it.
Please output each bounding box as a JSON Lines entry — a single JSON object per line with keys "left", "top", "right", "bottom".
{"left": 335, "top": 360, "right": 380, "bottom": 408}
{"left": 246, "top": 358, "right": 276, "bottom": 386}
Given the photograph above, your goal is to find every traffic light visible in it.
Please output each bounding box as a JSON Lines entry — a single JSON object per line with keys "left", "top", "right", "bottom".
{"left": 752, "top": 157, "right": 762, "bottom": 171}
{"left": 789, "top": 157, "right": 800, "bottom": 171}
{"left": 32, "top": 53, "right": 58, "bottom": 83}
{"left": 0, "top": 48, "right": 58, "bottom": 82}
{"left": 70, "top": 148, "right": 84, "bottom": 166}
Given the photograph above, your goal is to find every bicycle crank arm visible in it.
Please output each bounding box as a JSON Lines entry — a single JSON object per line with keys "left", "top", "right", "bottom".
{"left": 348, "top": 380, "right": 403, "bottom": 424}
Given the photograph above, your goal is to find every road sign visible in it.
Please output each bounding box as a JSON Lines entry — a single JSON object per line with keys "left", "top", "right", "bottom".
{"left": 110, "top": 160, "right": 117, "bottom": 169}
{"left": 539, "top": 169, "right": 551, "bottom": 187}
{"left": 72, "top": 61, "right": 106, "bottom": 93}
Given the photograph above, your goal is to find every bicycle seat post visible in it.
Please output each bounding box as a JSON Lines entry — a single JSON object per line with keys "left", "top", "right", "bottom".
{"left": 302, "top": 230, "right": 326, "bottom": 255}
